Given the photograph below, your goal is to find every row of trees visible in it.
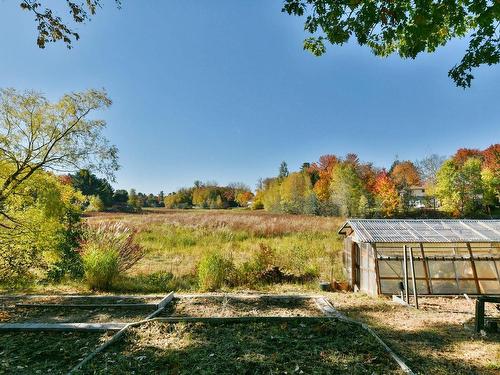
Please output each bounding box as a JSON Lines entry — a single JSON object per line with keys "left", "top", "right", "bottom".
{"left": 255, "top": 145, "right": 499, "bottom": 218}
{"left": 165, "top": 182, "right": 254, "bottom": 209}
{"left": 61, "top": 170, "right": 166, "bottom": 212}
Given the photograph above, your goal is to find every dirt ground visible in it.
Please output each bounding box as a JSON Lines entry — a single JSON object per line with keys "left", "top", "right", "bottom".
{"left": 161, "top": 295, "right": 323, "bottom": 318}
{"left": 0, "top": 292, "right": 498, "bottom": 374}
{"left": 0, "top": 295, "right": 162, "bottom": 323}
{"left": 328, "top": 293, "right": 500, "bottom": 375}
{"left": 0, "top": 331, "right": 113, "bottom": 374}
{"left": 79, "top": 320, "right": 404, "bottom": 375}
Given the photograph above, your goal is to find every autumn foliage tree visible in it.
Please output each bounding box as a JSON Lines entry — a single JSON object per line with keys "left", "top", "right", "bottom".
{"left": 373, "top": 170, "right": 400, "bottom": 217}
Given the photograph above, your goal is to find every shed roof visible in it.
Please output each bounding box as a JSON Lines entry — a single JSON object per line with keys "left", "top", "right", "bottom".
{"left": 338, "top": 219, "right": 500, "bottom": 243}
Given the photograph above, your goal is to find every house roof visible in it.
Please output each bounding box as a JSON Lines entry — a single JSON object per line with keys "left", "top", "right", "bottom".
{"left": 338, "top": 219, "right": 500, "bottom": 243}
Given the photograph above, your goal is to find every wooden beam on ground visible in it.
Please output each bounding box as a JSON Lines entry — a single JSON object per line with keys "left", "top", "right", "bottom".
{"left": 145, "top": 292, "right": 175, "bottom": 319}
{"left": 151, "top": 316, "right": 333, "bottom": 324}
{"left": 15, "top": 303, "right": 158, "bottom": 309}
{"left": 0, "top": 294, "right": 164, "bottom": 300}
{"left": 315, "top": 297, "right": 415, "bottom": 375}
{"left": 68, "top": 292, "right": 175, "bottom": 374}
{"left": 0, "top": 322, "right": 126, "bottom": 332}
{"left": 175, "top": 293, "right": 315, "bottom": 299}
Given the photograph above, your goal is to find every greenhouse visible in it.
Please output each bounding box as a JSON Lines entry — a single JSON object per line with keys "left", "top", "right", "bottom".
{"left": 338, "top": 219, "right": 500, "bottom": 296}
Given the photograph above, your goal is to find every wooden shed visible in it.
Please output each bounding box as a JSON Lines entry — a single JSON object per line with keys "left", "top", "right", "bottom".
{"left": 338, "top": 219, "right": 500, "bottom": 296}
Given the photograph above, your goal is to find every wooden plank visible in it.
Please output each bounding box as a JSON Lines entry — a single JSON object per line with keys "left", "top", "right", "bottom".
{"left": 0, "top": 322, "right": 126, "bottom": 332}
{"left": 0, "top": 294, "right": 164, "bottom": 300}
{"left": 409, "top": 247, "right": 419, "bottom": 309}
{"left": 403, "top": 245, "right": 409, "bottom": 304}
{"left": 151, "top": 316, "right": 333, "bottom": 324}
{"left": 419, "top": 243, "right": 432, "bottom": 294}
{"left": 176, "top": 293, "right": 315, "bottom": 299}
{"left": 157, "top": 292, "right": 175, "bottom": 309}
{"left": 467, "top": 242, "right": 482, "bottom": 294}
{"left": 68, "top": 292, "right": 175, "bottom": 374}
{"left": 68, "top": 323, "right": 134, "bottom": 374}
{"left": 475, "top": 298, "right": 485, "bottom": 332}
{"left": 146, "top": 292, "right": 175, "bottom": 319}
{"left": 15, "top": 303, "right": 157, "bottom": 309}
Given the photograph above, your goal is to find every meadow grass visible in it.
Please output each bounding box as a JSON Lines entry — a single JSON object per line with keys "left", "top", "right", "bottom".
{"left": 86, "top": 209, "right": 345, "bottom": 293}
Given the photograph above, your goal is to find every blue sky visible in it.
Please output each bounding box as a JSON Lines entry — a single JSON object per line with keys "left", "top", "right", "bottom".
{"left": 0, "top": 1, "right": 498, "bottom": 193}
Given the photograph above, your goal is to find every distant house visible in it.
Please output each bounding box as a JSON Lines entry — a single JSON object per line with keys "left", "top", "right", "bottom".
{"left": 338, "top": 219, "right": 500, "bottom": 296}
{"left": 407, "top": 186, "right": 427, "bottom": 208}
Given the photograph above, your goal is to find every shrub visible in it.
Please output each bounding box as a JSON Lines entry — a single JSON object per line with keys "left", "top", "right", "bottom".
{"left": 82, "top": 244, "right": 120, "bottom": 290}
{"left": 86, "top": 195, "right": 105, "bottom": 212}
{"left": 80, "top": 223, "right": 144, "bottom": 290}
{"left": 197, "top": 251, "right": 234, "bottom": 291}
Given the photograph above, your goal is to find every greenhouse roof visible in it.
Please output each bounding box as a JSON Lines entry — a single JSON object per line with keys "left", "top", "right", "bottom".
{"left": 338, "top": 219, "right": 500, "bottom": 243}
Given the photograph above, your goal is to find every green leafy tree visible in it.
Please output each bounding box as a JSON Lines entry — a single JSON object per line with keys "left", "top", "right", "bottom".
{"left": 128, "top": 188, "right": 140, "bottom": 209}
{"left": 261, "top": 179, "right": 282, "bottom": 213}
{"left": 278, "top": 161, "right": 289, "bottom": 180}
{"left": 112, "top": 189, "right": 129, "bottom": 205}
{"left": 71, "top": 169, "right": 114, "bottom": 207}
{"left": 19, "top": 0, "right": 121, "bottom": 48}
{"left": 358, "top": 195, "right": 369, "bottom": 218}
{"left": 280, "top": 172, "right": 312, "bottom": 214}
{"left": 436, "top": 158, "right": 484, "bottom": 216}
{"left": 329, "top": 163, "right": 365, "bottom": 217}
{"left": 0, "top": 169, "right": 85, "bottom": 282}
{"left": 86, "top": 195, "right": 105, "bottom": 212}
{"left": 482, "top": 168, "right": 500, "bottom": 214}
{"left": 0, "top": 88, "right": 118, "bottom": 227}
{"left": 283, "top": 0, "right": 500, "bottom": 87}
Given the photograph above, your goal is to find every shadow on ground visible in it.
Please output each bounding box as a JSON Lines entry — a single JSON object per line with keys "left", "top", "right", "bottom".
{"left": 335, "top": 299, "right": 500, "bottom": 375}
{"left": 80, "top": 319, "right": 404, "bottom": 375}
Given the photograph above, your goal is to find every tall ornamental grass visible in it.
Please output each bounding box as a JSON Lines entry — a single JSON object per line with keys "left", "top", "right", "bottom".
{"left": 80, "top": 223, "right": 144, "bottom": 290}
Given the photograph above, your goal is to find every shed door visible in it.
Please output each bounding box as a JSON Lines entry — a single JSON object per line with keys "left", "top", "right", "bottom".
{"left": 352, "top": 243, "right": 361, "bottom": 290}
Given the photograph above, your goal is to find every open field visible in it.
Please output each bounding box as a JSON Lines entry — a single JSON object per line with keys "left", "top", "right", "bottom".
{"left": 84, "top": 209, "right": 345, "bottom": 293}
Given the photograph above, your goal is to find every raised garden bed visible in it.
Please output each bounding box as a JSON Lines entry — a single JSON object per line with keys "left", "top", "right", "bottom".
{"left": 79, "top": 319, "right": 404, "bottom": 374}
{"left": 161, "top": 295, "right": 323, "bottom": 318}
{"left": 0, "top": 331, "right": 113, "bottom": 374}
{"left": 0, "top": 296, "right": 163, "bottom": 324}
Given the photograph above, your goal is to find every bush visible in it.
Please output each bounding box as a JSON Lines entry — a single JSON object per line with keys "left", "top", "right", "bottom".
{"left": 86, "top": 195, "right": 105, "bottom": 212}
{"left": 80, "top": 223, "right": 144, "bottom": 290}
{"left": 197, "top": 251, "right": 234, "bottom": 291}
{"left": 82, "top": 244, "right": 119, "bottom": 290}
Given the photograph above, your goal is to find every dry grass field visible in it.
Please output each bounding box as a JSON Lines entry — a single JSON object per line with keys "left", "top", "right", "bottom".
{"left": 85, "top": 209, "right": 345, "bottom": 293}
